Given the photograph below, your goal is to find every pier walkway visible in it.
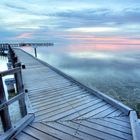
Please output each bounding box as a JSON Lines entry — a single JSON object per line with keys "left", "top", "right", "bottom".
{"left": 1, "top": 48, "right": 140, "bottom": 140}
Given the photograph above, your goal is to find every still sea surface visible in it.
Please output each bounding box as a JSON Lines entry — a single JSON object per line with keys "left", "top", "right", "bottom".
{"left": 23, "top": 42, "right": 140, "bottom": 115}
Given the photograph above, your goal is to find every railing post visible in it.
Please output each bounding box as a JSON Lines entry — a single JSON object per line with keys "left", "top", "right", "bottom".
{"left": 0, "top": 77, "right": 12, "bottom": 132}
{"left": 14, "top": 63, "right": 27, "bottom": 117}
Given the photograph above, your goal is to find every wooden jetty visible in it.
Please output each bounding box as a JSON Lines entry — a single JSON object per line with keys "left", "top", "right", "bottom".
{"left": 0, "top": 46, "right": 140, "bottom": 140}
{"left": 0, "top": 43, "right": 53, "bottom": 48}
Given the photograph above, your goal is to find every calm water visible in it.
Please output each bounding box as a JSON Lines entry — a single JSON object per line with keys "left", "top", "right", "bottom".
{"left": 23, "top": 43, "right": 140, "bottom": 114}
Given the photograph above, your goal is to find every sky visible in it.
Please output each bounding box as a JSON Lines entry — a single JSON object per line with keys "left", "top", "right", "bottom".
{"left": 0, "top": 0, "right": 140, "bottom": 47}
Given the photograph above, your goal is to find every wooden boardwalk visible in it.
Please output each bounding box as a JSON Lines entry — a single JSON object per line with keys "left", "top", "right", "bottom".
{"left": 12, "top": 48, "right": 140, "bottom": 140}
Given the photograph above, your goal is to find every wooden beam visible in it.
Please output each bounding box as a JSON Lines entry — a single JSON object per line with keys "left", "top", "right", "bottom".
{"left": 0, "top": 114, "right": 34, "bottom": 140}
{"left": 14, "top": 63, "right": 27, "bottom": 117}
{"left": 0, "top": 77, "right": 12, "bottom": 132}
{"left": 0, "top": 92, "right": 25, "bottom": 111}
{"left": 0, "top": 67, "right": 21, "bottom": 77}
{"left": 130, "top": 111, "right": 140, "bottom": 140}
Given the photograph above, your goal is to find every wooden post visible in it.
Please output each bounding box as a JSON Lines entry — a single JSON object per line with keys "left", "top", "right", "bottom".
{"left": 14, "top": 63, "right": 27, "bottom": 117}
{"left": 0, "top": 77, "right": 12, "bottom": 132}
{"left": 34, "top": 47, "right": 37, "bottom": 57}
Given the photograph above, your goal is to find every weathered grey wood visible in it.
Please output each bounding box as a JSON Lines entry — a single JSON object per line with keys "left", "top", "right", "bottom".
{"left": 13, "top": 48, "right": 140, "bottom": 140}
{"left": 0, "top": 67, "right": 21, "bottom": 77}
{"left": 0, "top": 114, "right": 34, "bottom": 140}
{"left": 103, "top": 117, "right": 131, "bottom": 128}
{"left": 0, "top": 92, "right": 25, "bottom": 111}
{"left": 35, "top": 98, "right": 100, "bottom": 121}
{"left": 46, "top": 121, "right": 100, "bottom": 140}
{"left": 35, "top": 96, "right": 97, "bottom": 116}
{"left": 45, "top": 121, "right": 123, "bottom": 140}
{"left": 15, "top": 132, "right": 37, "bottom": 140}
{"left": 32, "top": 122, "right": 82, "bottom": 140}
{"left": 23, "top": 126, "right": 59, "bottom": 140}
{"left": 31, "top": 89, "right": 85, "bottom": 106}
{"left": 77, "top": 104, "right": 111, "bottom": 119}
{"left": 129, "top": 111, "right": 140, "bottom": 140}
{"left": 33, "top": 94, "right": 93, "bottom": 113}
{"left": 15, "top": 63, "right": 27, "bottom": 117}
{"left": 73, "top": 119, "right": 132, "bottom": 139}
{"left": 42, "top": 100, "right": 105, "bottom": 122}
{"left": 88, "top": 118, "right": 132, "bottom": 134}
{"left": 0, "top": 77, "right": 12, "bottom": 132}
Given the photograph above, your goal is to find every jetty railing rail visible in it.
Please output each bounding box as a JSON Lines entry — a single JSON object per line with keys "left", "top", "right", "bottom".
{"left": 0, "top": 45, "right": 34, "bottom": 140}
{"left": 0, "top": 44, "right": 9, "bottom": 56}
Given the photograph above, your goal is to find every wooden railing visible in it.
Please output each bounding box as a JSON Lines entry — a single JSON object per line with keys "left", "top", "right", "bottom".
{"left": 0, "top": 46, "right": 34, "bottom": 140}
{"left": 0, "top": 44, "right": 9, "bottom": 56}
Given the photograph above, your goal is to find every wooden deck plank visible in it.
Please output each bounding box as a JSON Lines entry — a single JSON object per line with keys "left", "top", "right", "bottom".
{"left": 33, "top": 94, "right": 93, "bottom": 113}
{"left": 35, "top": 96, "right": 98, "bottom": 117}
{"left": 46, "top": 121, "right": 126, "bottom": 140}
{"left": 23, "top": 126, "right": 59, "bottom": 140}
{"left": 35, "top": 98, "right": 101, "bottom": 121}
{"left": 88, "top": 118, "right": 132, "bottom": 134}
{"left": 13, "top": 48, "right": 137, "bottom": 140}
{"left": 31, "top": 123, "right": 82, "bottom": 140}
{"left": 41, "top": 122, "right": 102, "bottom": 140}
{"left": 42, "top": 101, "right": 106, "bottom": 121}
{"left": 73, "top": 119, "right": 132, "bottom": 139}
{"left": 15, "top": 132, "right": 38, "bottom": 140}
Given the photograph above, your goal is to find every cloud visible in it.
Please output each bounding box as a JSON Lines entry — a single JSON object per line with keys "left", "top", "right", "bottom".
{"left": 5, "top": 3, "right": 27, "bottom": 10}
{"left": 0, "top": 0, "right": 140, "bottom": 42}
{"left": 67, "top": 27, "right": 120, "bottom": 33}
{"left": 16, "top": 33, "right": 33, "bottom": 39}
{"left": 49, "top": 8, "right": 140, "bottom": 30}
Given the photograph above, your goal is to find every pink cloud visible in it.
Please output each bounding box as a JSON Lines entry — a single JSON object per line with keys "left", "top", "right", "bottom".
{"left": 16, "top": 33, "right": 33, "bottom": 39}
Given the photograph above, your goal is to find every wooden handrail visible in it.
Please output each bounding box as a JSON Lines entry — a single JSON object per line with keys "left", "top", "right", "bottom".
{"left": 0, "top": 45, "right": 27, "bottom": 132}
{"left": 0, "top": 92, "right": 25, "bottom": 111}
{"left": 0, "top": 67, "right": 21, "bottom": 77}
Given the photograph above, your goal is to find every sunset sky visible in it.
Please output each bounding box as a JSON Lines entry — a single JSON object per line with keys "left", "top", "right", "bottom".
{"left": 0, "top": 0, "right": 140, "bottom": 47}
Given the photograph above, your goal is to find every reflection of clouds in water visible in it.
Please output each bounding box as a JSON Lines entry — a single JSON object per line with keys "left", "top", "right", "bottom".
{"left": 27, "top": 45, "right": 140, "bottom": 112}
{"left": 68, "top": 51, "right": 137, "bottom": 63}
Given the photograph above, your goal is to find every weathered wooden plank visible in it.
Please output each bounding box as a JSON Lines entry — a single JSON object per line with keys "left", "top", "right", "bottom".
{"left": 28, "top": 85, "right": 79, "bottom": 99}
{"left": 129, "top": 111, "right": 140, "bottom": 140}
{"left": 33, "top": 94, "right": 92, "bottom": 113}
{"left": 32, "top": 91, "right": 89, "bottom": 110}
{"left": 15, "top": 132, "right": 38, "bottom": 140}
{"left": 46, "top": 121, "right": 124, "bottom": 140}
{"left": 42, "top": 100, "right": 105, "bottom": 121}
{"left": 28, "top": 84, "right": 77, "bottom": 96}
{"left": 32, "top": 123, "right": 82, "bottom": 140}
{"left": 73, "top": 119, "right": 132, "bottom": 139}
{"left": 35, "top": 97, "right": 99, "bottom": 121}
{"left": 88, "top": 118, "right": 132, "bottom": 134}
{"left": 103, "top": 117, "right": 131, "bottom": 128}
{"left": 90, "top": 106, "right": 117, "bottom": 118}
{"left": 42, "top": 122, "right": 102, "bottom": 140}
{"left": 35, "top": 96, "right": 97, "bottom": 116}
{"left": 106, "top": 109, "right": 123, "bottom": 117}
{"left": 77, "top": 103, "right": 110, "bottom": 119}
{"left": 23, "top": 126, "right": 58, "bottom": 140}
{"left": 31, "top": 90, "right": 84, "bottom": 106}
{"left": 0, "top": 114, "right": 34, "bottom": 140}
{"left": 29, "top": 86, "right": 81, "bottom": 101}
{"left": 0, "top": 67, "right": 21, "bottom": 76}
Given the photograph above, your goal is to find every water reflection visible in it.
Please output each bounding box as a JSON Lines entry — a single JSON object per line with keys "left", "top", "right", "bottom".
{"left": 23, "top": 43, "right": 140, "bottom": 115}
